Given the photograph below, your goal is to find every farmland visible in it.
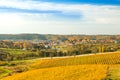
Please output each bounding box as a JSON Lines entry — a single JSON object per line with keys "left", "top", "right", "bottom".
{"left": 1, "top": 65, "right": 108, "bottom": 80}
{"left": 0, "top": 0, "right": 119, "bottom": 78}
{"left": 31, "top": 52, "right": 120, "bottom": 69}
{"left": 0, "top": 51, "right": 120, "bottom": 80}
{"left": 0, "top": 35, "right": 120, "bottom": 80}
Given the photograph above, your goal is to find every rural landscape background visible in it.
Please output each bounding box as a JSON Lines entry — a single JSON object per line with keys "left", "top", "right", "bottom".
{"left": 0, "top": 34, "right": 120, "bottom": 80}
{"left": 0, "top": 0, "right": 120, "bottom": 80}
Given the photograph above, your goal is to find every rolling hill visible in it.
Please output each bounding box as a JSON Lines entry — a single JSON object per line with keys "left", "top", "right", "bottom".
{"left": 1, "top": 52, "right": 120, "bottom": 80}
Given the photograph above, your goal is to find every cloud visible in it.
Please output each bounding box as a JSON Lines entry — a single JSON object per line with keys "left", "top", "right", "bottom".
{"left": 0, "top": 0, "right": 119, "bottom": 24}
{"left": 0, "top": 0, "right": 120, "bottom": 34}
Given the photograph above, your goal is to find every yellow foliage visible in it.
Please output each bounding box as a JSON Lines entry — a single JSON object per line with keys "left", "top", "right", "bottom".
{"left": 2, "top": 65, "right": 108, "bottom": 80}
{"left": 2, "top": 52, "right": 120, "bottom": 80}
{"left": 31, "top": 52, "right": 120, "bottom": 69}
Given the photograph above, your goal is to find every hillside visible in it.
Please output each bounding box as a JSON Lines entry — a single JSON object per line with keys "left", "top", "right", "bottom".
{"left": 31, "top": 52, "right": 120, "bottom": 69}
{"left": 0, "top": 34, "right": 70, "bottom": 40}
{"left": 0, "top": 34, "right": 119, "bottom": 41}
{"left": 1, "top": 52, "right": 120, "bottom": 80}
{"left": 0, "top": 34, "right": 47, "bottom": 40}
{"left": 1, "top": 65, "right": 108, "bottom": 80}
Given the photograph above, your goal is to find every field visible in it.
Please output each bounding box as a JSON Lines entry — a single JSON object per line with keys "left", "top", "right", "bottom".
{"left": 0, "top": 48, "right": 34, "bottom": 55}
{"left": 106, "top": 65, "right": 120, "bottom": 80}
{"left": 0, "top": 67, "right": 11, "bottom": 78}
{"left": 1, "top": 52, "right": 120, "bottom": 80}
{"left": 31, "top": 52, "right": 120, "bottom": 69}
{"left": 1, "top": 65, "right": 108, "bottom": 80}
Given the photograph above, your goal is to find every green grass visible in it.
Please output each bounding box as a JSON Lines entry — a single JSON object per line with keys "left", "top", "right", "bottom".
{"left": 0, "top": 48, "right": 35, "bottom": 55}
{"left": 106, "top": 65, "right": 120, "bottom": 80}
{"left": 0, "top": 67, "right": 11, "bottom": 78}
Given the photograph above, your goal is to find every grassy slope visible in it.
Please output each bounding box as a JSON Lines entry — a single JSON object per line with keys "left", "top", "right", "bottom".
{"left": 1, "top": 65, "right": 108, "bottom": 80}
{"left": 0, "top": 48, "right": 35, "bottom": 55}
{"left": 1, "top": 52, "right": 120, "bottom": 80}
{"left": 0, "top": 67, "right": 11, "bottom": 79}
{"left": 106, "top": 65, "right": 120, "bottom": 80}
{"left": 31, "top": 52, "right": 120, "bottom": 69}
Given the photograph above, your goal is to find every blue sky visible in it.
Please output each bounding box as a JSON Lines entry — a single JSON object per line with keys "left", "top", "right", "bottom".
{"left": 0, "top": 0, "right": 120, "bottom": 34}
{"left": 33, "top": 0, "right": 120, "bottom": 5}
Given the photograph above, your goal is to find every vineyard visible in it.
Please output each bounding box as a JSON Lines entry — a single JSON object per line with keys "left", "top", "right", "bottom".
{"left": 1, "top": 52, "right": 120, "bottom": 80}
{"left": 0, "top": 48, "right": 35, "bottom": 55}
{"left": 31, "top": 52, "right": 120, "bottom": 69}
{"left": 1, "top": 65, "right": 108, "bottom": 80}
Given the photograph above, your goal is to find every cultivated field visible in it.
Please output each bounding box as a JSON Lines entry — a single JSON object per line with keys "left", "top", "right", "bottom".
{"left": 2, "top": 65, "right": 108, "bottom": 80}
{"left": 31, "top": 52, "right": 120, "bottom": 69}
{"left": 1, "top": 52, "right": 120, "bottom": 80}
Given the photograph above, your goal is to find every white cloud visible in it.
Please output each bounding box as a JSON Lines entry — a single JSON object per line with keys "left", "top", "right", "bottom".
{"left": 0, "top": 0, "right": 119, "bottom": 24}
{"left": 0, "top": 0, "right": 120, "bottom": 34}
{"left": 0, "top": 13, "right": 24, "bottom": 26}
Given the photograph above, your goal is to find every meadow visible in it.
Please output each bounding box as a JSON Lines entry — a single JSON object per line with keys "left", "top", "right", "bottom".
{"left": 0, "top": 48, "right": 34, "bottom": 55}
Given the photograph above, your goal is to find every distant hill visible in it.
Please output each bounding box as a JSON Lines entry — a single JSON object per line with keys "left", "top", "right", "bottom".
{"left": 0, "top": 34, "right": 119, "bottom": 41}
{"left": 0, "top": 34, "right": 83, "bottom": 41}
{"left": 0, "top": 34, "right": 47, "bottom": 40}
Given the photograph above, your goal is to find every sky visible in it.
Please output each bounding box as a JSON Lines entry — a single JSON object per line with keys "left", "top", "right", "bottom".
{"left": 0, "top": 0, "right": 120, "bottom": 35}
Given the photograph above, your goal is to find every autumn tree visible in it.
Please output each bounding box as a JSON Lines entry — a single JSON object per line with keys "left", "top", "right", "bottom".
{"left": 23, "top": 41, "right": 27, "bottom": 49}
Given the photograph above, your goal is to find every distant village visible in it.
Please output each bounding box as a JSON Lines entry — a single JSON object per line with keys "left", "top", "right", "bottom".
{"left": 0, "top": 35, "right": 120, "bottom": 52}
{"left": 0, "top": 35, "right": 120, "bottom": 61}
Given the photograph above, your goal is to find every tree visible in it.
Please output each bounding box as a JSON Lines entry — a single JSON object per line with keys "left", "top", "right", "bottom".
{"left": 99, "top": 44, "right": 104, "bottom": 53}
{"left": 23, "top": 41, "right": 27, "bottom": 49}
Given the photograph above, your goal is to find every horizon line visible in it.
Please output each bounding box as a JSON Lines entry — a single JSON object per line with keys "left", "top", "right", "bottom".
{"left": 0, "top": 33, "right": 120, "bottom": 36}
